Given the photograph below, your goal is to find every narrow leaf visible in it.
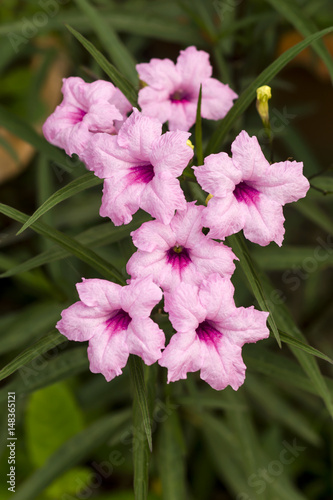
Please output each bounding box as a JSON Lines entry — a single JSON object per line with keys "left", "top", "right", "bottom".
{"left": 74, "top": 0, "right": 138, "bottom": 84}
{"left": 157, "top": 403, "right": 187, "bottom": 500}
{"left": 266, "top": 0, "right": 333, "bottom": 82}
{"left": 228, "top": 233, "right": 281, "bottom": 346}
{"left": 0, "top": 203, "right": 125, "bottom": 284}
{"left": 0, "top": 331, "right": 65, "bottom": 382}
{"left": 66, "top": 24, "right": 138, "bottom": 107}
{"left": 17, "top": 172, "right": 102, "bottom": 235}
{"left": 205, "top": 26, "right": 333, "bottom": 155}
{"left": 195, "top": 84, "right": 203, "bottom": 166}
{"left": 278, "top": 330, "right": 333, "bottom": 364}
{"left": 129, "top": 355, "right": 152, "bottom": 452}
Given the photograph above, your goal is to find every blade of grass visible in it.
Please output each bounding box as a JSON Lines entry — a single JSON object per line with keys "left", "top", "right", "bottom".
{"left": 0, "top": 331, "right": 65, "bottom": 382}
{"left": 66, "top": 25, "right": 138, "bottom": 107}
{"left": 205, "top": 26, "right": 333, "bottom": 155}
{"left": 228, "top": 233, "right": 281, "bottom": 346}
{"left": 17, "top": 173, "right": 102, "bottom": 235}
{"left": 278, "top": 330, "right": 333, "bottom": 364}
{"left": 1, "top": 214, "right": 150, "bottom": 278}
{"left": 195, "top": 84, "right": 203, "bottom": 166}
{"left": 157, "top": 402, "right": 187, "bottom": 500}
{"left": 74, "top": 0, "right": 138, "bottom": 85}
{"left": 0, "top": 203, "right": 125, "bottom": 284}
{"left": 129, "top": 355, "right": 153, "bottom": 452}
{"left": 266, "top": 0, "right": 333, "bottom": 82}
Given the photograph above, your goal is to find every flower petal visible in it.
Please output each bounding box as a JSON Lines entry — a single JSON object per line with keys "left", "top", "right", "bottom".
{"left": 201, "top": 78, "right": 237, "bottom": 120}
{"left": 76, "top": 278, "right": 121, "bottom": 311}
{"left": 159, "top": 331, "right": 202, "bottom": 382}
{"left": 150, "top": 130, "right": 193, "bottom": 177}
{"left": 120, "top": 277, "right": 162, "bottom": 318}
{"left": 203, "top": 194, "right": 246, "bottom": 240}
{"left": 127, "top": 318, "right": 165, "bottom": 365}
{"left": 231, "top": 130, "right": 269, "bottom": 180}
{"left": 117, "top": 108, "right": 162, "bottom": 159}
{"left": 194, "top": 152, "right": 242, "bottom": 197}
{"left": 88, "top": 327, "right": 130, "bottom": 382}
{"left": 56, "top": 301, "right": 108, "bottom": 342}
{"left": 176, "top": 46, "right": 212, "bottom": 90}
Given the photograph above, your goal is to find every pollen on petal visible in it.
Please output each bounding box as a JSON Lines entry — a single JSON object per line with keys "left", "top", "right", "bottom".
{"left": 166, "top": 245, "right": 192, "bottom": 271}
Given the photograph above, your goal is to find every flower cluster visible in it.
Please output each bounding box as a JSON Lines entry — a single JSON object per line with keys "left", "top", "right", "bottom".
{"left": 46, "top": 46, "right": 310, "bottom": 391}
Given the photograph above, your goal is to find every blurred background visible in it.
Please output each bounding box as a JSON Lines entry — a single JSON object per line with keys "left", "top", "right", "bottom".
{"left": 0, "top": 1, "right": 333, "bottom": 499}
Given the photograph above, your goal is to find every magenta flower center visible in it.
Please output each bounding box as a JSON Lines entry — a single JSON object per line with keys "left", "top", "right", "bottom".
{"left": 196, "top": 320, "right": 222, "bottom": 344}
{"left": 68, "top": 107, "right": 87, "bottom": 125}
{"left": 170, "top": 89, "right": 191, "bottom": 104}
{"left": 166, "top": 245, "right": 191, "bottom": 270}
{"left": 233, "top": 181, "right": 260, "bottom": 204}
{"left": 106, "top": 309, "right": 132, "bottom": 333}
{"left": 128, "top": 164, "right": 155, "bottom": 184}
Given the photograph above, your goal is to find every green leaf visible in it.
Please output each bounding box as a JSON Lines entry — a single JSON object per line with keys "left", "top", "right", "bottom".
{"left": 1, "top": 214, "right": 150, "bottom": 278}
{"left": 228, "top": 233, "right": 281, "bottom": 346}
{"left": 129, "top": 355, "right": 152, "bottom": 452}
{"left": 251, "top": 244, "right": 333, "bottom": 270}
{"left": 245, "top": 374, "right": 321, "bottom": 446}
{"left": 13, "top": 410, "right": 131, "bottom": 500}
{"left": 266, "top": 0, "right": 333, "bottom": 82}
{"left": 0, "top": 347, "right": 89, "bottom": 404}
{"left": 17, "top": 172, "right": 102, "bottom": 235}
{"left": 311, "top": 175, "right": 333, "bottom": 193}
{"left": 66, "top": 24, "right": 138, "bottom": 107}
{"left": 157, "top": 402, "right": 187, "bottom": 500}
{"left": 26, "top": 382, "right": 85, "bottom": 467}
{"left": 132, "top": 387, "right": 150, "bottom": 500}
{"left": 0, "top": 104, "right": 75, "bottom": 173}
{"left": 0, "top": 331, "right": 65, "bottom": 382}
{"left": 195, "top": 84, "right": 203, "bottom": 166}
{"left": 278, "top": 330, "right": 333, "bottom": 364}
{"left": 294, "top": 197, "right": 333, "bottom": 235}
{"left": 0, "top": 302, "right": 64, "bottom": 355}
{"left": 256, "top": 271, "right": 333, "bottom": 417}
{"left": 205, "top": 26, "right": 333, "bottom": 155}
{"left": 74, "top": 0, "right": 138, "bottom": 85}
{"left": 0, "top": 203, "right": 125, "bottom": 284}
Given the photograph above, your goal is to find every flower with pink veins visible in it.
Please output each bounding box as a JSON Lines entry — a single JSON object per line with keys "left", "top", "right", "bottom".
{"left": 127, "top": 202, "right": 236, "bottom": 292}
{"left": 43, "top": 76, "right": 132, "bottom": 157}
{"left": 81, "top": 108, "right": 194, "bottom": 225}
{"left": 159, "top": 274, "right": 269, "bottom": 390}
{"left": 136, "top": 46, "right": 238, "bottom": 131}
{"left": 56, "top": 277, "right": 165, "bottom": 382}
{"left": 194, "top": 130, "right": 310, "bottom": 246}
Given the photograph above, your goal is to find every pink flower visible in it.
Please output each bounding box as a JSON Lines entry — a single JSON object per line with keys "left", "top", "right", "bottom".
{"left": 136, "top": 46, "right": 237, "bottom": 131}
{"left": 127, "top": 202, "right": 236, "bottom": 292}
{"left": 159, "top": 275, "right": 269, "bottom": 390}
{"left": 56, "top": 277, "right": 165, "bottom": 382}
{"left": 43, "top": 77, "right": 132, "bottom": 157}
{"left": 81, "top": 108, "right": 194, "bottom": 225}
{"left": 194, "top": 130, "right": 310, "bottom": 246}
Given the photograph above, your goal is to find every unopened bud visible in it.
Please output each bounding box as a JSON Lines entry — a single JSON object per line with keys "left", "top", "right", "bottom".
{"left": 256, "top": 85, "right": 271, "bottom": 127}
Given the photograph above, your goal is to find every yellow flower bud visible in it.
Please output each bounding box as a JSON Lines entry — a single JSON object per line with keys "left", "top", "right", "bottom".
{"left": 186, "top": 139, "right": 194, "bottom": 150}
{"left": 256, "top": 85, "right": 272, "bottom": 127}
